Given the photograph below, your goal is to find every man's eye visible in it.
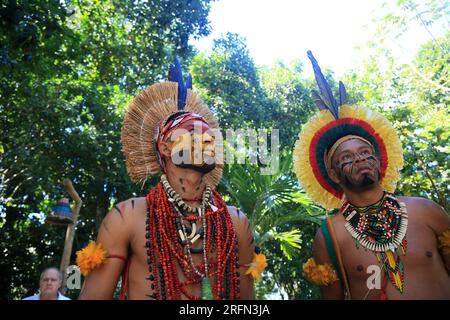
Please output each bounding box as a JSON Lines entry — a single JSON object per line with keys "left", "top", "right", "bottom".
{"left": 342, "top": 155, "right": 351, "bottom": 161}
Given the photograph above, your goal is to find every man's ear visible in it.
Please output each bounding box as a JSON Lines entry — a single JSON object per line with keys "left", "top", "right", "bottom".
{"left": 159, "top": 141, "right": 172, "bottom": 158}
{"left": 327, "top": 167, "right": 341, "bottom": 185}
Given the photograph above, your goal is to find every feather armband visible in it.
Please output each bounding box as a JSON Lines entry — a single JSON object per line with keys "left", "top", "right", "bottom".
{"left": 244, "top": 252, "right": 267, "bottom": 281}
{"left": 76, "top": 241, "right": 108, "bottom": 276}
{"left": 438, "top": 229, "right": 450, "bottom": 255}
{"left": 303, "top": 257, "right": 339, "bottom": 286}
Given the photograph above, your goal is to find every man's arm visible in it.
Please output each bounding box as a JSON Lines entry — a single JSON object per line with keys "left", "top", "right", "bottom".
{"left": 312, "top": 228, "right": 345, "bottom": 299}
{"left": 421, "top": 199, "right": 450, "bottom": 272}
{"left": 228, "top": 206, "right": 255, "bottom": 300}
{"left": 78, "top": 201, "right": 132, "bottom": 299}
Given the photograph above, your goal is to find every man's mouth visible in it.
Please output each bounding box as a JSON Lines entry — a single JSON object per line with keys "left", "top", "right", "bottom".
{"left": 357, "top": 166, "right": 372, "bottom": 174}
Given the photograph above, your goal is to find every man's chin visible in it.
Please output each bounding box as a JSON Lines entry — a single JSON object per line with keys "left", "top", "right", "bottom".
{"left": 360, "top": 175, "right": 376, "bottom": 187}
{"left": 41, "top": 289, "right": 56, "bottom": 295}
{"left": 344, "top": 174, "right": 378, "bottom": 190}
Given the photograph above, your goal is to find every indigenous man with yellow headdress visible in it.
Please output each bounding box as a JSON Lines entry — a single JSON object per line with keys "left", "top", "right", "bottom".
{"left": 296, "top": 51, "right": 450, "bottom": 299}
{"left": 77, "top": 59, "right": 263, "bottom": 300}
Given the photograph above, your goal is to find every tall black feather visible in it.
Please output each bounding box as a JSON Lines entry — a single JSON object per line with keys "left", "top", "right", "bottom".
{"left": 339, "top": 81, "right": 347, "bottom": 106}
{"left": 168, "top": 57, "right": 192, "bottom": 110}
{"left": 307, "top": 50, "right": 339, "bottom": 119}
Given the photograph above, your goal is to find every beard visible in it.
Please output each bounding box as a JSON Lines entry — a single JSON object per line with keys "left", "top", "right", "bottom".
{"left": 339, "top": 160, "right": 380, "bottom": 191}
{"left": 176, "top": 162, "right": 216, "bottom": 174}
{"left": 344, "top": 173, "right": 376, "bottom": 190}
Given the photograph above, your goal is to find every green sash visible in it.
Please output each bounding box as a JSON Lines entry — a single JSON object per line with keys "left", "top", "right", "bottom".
{"left": 321, "top": 216, "right": 351, "bottom": 299}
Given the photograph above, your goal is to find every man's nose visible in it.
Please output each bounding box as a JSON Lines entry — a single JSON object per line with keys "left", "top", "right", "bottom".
{"left": 354, "top": 154, "right": 366, "bottom": 163}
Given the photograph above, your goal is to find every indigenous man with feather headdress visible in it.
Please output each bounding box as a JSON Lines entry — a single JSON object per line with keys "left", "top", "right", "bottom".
{"left": 297, "top": 51, "right": 450, "bottom": 300}
{"left": 77, "top": 59, "right": 264, "bottom": 300}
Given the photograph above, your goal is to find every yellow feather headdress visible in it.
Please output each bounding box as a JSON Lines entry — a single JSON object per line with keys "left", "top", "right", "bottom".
{"left": 293, "top": 51, "right": 403, "bottom": 209}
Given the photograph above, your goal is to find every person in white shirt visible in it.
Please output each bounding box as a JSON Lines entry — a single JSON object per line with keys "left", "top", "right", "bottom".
{"left": 23, "top": 267, "right": 71, "bottom": 300}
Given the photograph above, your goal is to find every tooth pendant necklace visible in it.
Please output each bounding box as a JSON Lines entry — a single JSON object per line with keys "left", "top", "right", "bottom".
{"left": 160, "top": 174, "right": 215, "bottom": 299}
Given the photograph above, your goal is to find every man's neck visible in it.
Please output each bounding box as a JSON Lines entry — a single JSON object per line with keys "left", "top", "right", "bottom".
{"left": 164, "top": 161, "right": 206, "bottom": 204}
{"left": 342, "top": 184, "right": 385, "bottom": 207}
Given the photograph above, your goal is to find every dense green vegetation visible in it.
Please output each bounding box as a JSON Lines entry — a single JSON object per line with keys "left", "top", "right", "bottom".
{"left": 1, "top": 0, "right": 448, "bottom": 299}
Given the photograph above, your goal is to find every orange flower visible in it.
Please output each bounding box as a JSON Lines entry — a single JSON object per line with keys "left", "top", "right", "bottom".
{"left": 245, "top": 253, "right": 267, "bottom": 281}
{"left": 303, "top": 257, "right": 338, "bottom": 286}
{"left": 76, "top": 241, "right": 107, "bottom": 276}
{"left": 438, "top": 229, "right": 450, "bottom": 255}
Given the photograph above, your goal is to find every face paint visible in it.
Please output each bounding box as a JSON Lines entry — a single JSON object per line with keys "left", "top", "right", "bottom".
{"left": 170, "top": 122, "right": 216, "bottom": 174}
{"left": 340, "top": 160, "right": 353, "bottom": 171}
{"left": 155, "top": 112, "right": 218, "bottom": 173}
{"left": 336, "top": 153, "right": 380, "bottom": 190}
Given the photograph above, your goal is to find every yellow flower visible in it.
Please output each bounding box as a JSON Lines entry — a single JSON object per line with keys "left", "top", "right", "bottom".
{"left": 245, "top": 253, "right": 267, "bottom": 281}
{"left": 76, "top": 241, "right": 107, "bottom": 276}
{"left": 303, "top": 257, "right": 338, "bottom": 286}
{"left": 438, "top": 229, "right": 450, "bottom": 255}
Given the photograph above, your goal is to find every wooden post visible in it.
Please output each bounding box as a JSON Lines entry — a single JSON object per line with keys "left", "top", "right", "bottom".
{"left": 59, "top": 178, "right": 82, "bottom": 292}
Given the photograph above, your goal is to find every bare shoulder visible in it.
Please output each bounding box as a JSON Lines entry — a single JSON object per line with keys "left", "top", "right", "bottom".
{"left": 227, "top": 205, "right": 251, "bottom": 230}
{"left": 330, "top": 213, "right": 346, "bottom": 227}
{"left": 326, "top": 214, "right": 347, "bottom": 241}
{"left": 100, "top": 197, "right": 146, "bottom": 232}
{"left": 313, "top": 214, "right": 345, "bottom": 263}
{"left": 313, "top": 223, "right": 330, "bottom": 264}
{"left": 227, "top": 205, "right": 248, "bottom": 220}
{"left": 399, "top": 196, "right": 449, "bottom": 233}
{"left": 313, "top": 226, "right": 326, "bottom": 252}
{"left": 226, "top": 206, "right": 254, "bottom": 265}
{"left": 399, "top": 195, "right": 440, "bottom": 209}
{"left": 398, "top": 196, "right": 446, "bottom": 216}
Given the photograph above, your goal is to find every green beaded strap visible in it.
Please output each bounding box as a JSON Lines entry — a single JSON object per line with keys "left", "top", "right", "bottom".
{"left": 321, "top": 217, "right": 351, "bottom": 299}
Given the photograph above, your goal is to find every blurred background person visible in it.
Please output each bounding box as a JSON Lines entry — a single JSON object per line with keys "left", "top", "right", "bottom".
{"left": 23, "top": 267, "right": 70, "bottom": 300}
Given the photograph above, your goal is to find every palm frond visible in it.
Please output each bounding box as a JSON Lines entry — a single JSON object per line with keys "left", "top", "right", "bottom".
{"left": 272, "top": 229, "right": 303, "bottom": 261}
{"left": 222, "top": 150, "right": 324, "bottom": 260}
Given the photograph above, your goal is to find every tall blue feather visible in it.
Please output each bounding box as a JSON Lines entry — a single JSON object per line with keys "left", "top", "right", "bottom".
{"left": 339, "top": 81, "right": 347, "bottom": 106}
{"left": 168, "top": 57, "right": 192, "bottom": 110}
{"left": 307, "top": 50, "right": 339, "bottom": 119}
{"left": 312, "top": 90, "right": 328, "bottom": 111}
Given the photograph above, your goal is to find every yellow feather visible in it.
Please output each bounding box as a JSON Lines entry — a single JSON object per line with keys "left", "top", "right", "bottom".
{"left": 386, "top": 250, "right": 396, "bottom": 269}
{"left": 293, "top": 105, "right": 404, "bottom": 209}
{"left": 244, "top": 253, "right": 268, "bottom": 281}
{"left": 302, "top": 257, "right": 339, "bottom": 286}
{"left": 438, "top": 229, "right": 450, "bottom": 255}
{"left": 76, "top": 241, "right": 108, "bottom": 276}
{"left": 392, "top": 272, "right": 403, "bottom": 292}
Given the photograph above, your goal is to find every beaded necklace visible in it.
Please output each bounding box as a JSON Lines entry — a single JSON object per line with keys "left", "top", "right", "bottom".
{"left": 341, "top": 191, "right": 408, "bottom": 293}
{"left": 144, "top": 177, "right": 240, "bottom": 300}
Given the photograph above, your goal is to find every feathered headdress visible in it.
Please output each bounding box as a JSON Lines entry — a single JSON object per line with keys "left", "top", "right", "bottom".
{"left": 121, "top": 58, "right": 223, "bottom": 189}
{"left": 293, "top": 51, "right": 404, "bottom": 209}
